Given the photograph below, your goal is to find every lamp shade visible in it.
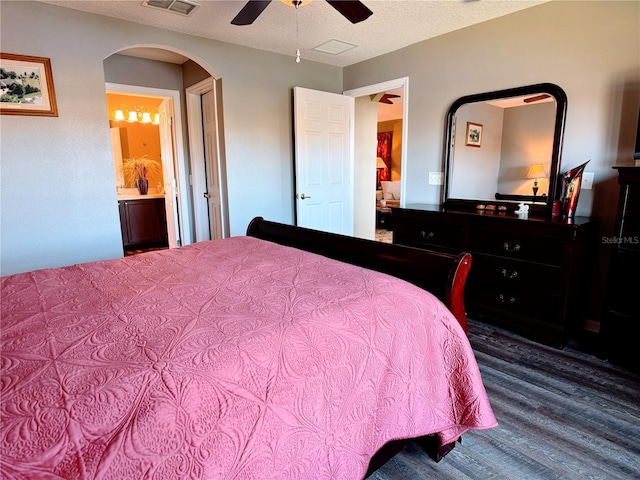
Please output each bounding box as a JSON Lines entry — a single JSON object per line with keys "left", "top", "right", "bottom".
{"left": 376, "top": 156, "right": 386, "bottom": 169}
{"left": 114, "top": 109, "right": 125, "bottom": 121}
{"left": 526, "top": 164, "right": 547, "bottom": 179}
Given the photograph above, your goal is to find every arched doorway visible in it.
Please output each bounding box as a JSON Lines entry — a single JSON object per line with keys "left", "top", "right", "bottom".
{"left": 103, "top": 46, "right": 228, "bottom": 250}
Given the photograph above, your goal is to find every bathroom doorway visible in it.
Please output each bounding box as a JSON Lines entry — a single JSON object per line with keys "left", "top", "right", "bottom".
{"left": 106, "top": 84, "right": 188, "bottom": 249}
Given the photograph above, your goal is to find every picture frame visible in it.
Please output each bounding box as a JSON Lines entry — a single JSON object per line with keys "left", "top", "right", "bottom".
{"left": 1, "top": 53, "right": 58, "bottom": 117}
{"left": 465, "top": 122, "right": 482, "bottom": 147}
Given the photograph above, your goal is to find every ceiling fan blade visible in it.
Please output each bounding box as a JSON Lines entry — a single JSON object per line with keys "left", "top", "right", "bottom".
{"left": 325, "top": 1, "right": 373, "bottom": 24}
{"left": 231, "top": 0, "right": 272, "bottom": 25}
{"left": 379, "top": 93, "right": 400, "bottom": 104}
{"left": 523, "top": 94, "right": 551, "bottom": 104}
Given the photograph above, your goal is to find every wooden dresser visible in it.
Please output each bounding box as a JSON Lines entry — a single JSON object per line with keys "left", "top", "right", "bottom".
{"left": 602, "top": 166, "right": 640, "bottom": 371}
{"left": 393, "top": 205, "right": 596, "bottom": 348}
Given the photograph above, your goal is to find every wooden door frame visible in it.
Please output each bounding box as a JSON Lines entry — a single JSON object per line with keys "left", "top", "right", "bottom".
{"left": 343, "top": 76, "right": 409, "bottom": 208}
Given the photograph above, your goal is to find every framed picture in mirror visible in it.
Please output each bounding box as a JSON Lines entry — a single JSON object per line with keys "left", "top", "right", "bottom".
{"left": 465, "top": 122, "right": 483, "bottom": 147}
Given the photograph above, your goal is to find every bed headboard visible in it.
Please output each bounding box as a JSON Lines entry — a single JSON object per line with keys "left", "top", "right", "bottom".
{"left": 246, "top": 217, "right": 472, "bottom": 333}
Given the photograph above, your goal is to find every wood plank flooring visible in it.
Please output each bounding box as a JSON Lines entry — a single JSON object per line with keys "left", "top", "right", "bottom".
{"left": 370, "top": 318, "right": 640, "bottom": 480}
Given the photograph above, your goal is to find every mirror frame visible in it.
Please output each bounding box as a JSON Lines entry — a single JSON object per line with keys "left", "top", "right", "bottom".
{"left": 442, "top": 83, "right": 567, "bottom": 216}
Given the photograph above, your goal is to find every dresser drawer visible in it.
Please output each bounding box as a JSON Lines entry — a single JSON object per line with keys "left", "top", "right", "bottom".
{"left": 468, "top": 254, "right": 562, "bottom": 293}
{"left": 394, "top": 212, "right": 466, "bottom": 250}
{"left": 467, "top": 284, "right": 560, "bottom": 323}
{"left": 470, "top": 228, "right": 565, "bottom": 265}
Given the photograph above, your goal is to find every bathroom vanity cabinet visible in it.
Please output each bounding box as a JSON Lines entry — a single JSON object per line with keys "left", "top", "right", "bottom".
{"left": 118, "top": 198, "right": 168, "bottom": 249}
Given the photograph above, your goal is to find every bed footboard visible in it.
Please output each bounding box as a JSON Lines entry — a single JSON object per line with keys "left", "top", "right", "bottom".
{"left": 246, "top": 217, "right": 472, "bottom": 332}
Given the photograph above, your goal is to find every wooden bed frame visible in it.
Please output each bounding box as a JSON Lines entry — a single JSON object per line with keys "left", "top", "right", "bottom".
{"left": 247, "top": 217, "right": 473, "bottom": 474}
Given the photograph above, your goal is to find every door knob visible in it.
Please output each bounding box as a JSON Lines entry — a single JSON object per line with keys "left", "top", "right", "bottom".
{"left": 300, "top": 193, "right": 311, "bottom": 199}
{"left": 203, "top": 193, "right": 212, "bottom": 198}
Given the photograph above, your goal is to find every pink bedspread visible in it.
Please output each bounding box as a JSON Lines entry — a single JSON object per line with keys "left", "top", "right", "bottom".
{"left": 1, "top": 236, "right": 496, "bottom": 479}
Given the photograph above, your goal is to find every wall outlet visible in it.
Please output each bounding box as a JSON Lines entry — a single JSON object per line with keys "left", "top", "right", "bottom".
{"left": 429, "top": 172, "right": 443, "bottom": 185}
{"left": 582, "top": 172, "right": 594, "bottom": 190}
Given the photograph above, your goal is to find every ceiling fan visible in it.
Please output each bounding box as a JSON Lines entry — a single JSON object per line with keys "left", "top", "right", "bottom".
{"left": 231, "top": 0, "right": 373, "bottom": 26}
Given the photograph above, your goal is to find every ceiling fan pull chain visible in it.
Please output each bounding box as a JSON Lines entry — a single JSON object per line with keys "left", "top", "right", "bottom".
{"left": 295, "top": 0, "right": 301, "bottom": 63}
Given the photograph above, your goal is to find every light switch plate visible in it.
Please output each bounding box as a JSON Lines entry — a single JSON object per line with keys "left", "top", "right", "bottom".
{"left": 582, "top": 172, "right": 594, "bottom": 190}
{"left": 429, "top": 172, "right": 443, "bottom": 185}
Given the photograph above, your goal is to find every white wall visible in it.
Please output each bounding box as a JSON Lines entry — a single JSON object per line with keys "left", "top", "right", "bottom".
{"left": 0, "top": 1, "right": 342, "bottom": 275}
{"left": 450, "top": 102, "right": 503, "bottom": 200}
{"left": 498, "top": 102, "right": 556, "bottom": 196}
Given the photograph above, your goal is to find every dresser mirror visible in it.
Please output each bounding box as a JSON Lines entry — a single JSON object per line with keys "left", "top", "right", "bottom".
{"left": 442, "top": 83, "right": 567, "bottom": 215}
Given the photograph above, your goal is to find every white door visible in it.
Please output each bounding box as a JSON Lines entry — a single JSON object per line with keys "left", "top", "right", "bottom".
{"left": 187, "top": 78, "right": 228, "bottom": 242}
{"left": 202, "top": 90, "right": 223, "bottom": 240}
{"left": 158, "top": 99, "right": 179, "bottom": 248}
{"left": 294, "top": 87, "right": 354, "bottom": 235}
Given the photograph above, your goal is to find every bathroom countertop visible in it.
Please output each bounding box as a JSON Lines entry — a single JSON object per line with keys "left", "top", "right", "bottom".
{"left": 117, "top": 193, "right": 165, "bottom": 201}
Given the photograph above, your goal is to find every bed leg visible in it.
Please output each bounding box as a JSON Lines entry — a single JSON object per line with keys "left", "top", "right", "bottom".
{"left": 418, "top": 435, "right": 461, "bottom": 462}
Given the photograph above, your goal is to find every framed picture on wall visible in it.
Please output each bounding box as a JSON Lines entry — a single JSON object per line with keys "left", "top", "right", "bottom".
{"left": 465, "top": 122, "right": 482, "bottom": 147}
{"left": 0, "top": 53, "right": 58, "bottom": 117}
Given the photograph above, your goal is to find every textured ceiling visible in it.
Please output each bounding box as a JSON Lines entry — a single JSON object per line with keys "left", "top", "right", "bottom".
{"left": 40, "top": 0, "right": 549, "bottom": 67}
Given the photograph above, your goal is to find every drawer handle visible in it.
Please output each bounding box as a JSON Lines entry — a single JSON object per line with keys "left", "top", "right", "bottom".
{"left": 499, "top": 294, "right": 516, "bottom": 304}
{"left": 501, "top": 268, "right": 519, "bottom": 279}
{"left": 421, "top": 231, "right": 434, "bottom": 240}
{"left": 503, "top": 242, "right": 521, "bottom": 253}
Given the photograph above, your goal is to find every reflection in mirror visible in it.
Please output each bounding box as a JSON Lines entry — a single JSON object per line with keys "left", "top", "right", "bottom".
{"left": 443, "top": 83, "right": 567, "bottom": 215}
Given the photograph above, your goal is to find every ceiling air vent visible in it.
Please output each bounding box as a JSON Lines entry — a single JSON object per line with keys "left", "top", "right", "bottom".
{"left": 141, "top": 0, "right": 200, "bottom": 16}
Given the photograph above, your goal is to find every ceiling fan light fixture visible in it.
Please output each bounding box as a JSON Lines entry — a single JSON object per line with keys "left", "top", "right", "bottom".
{"left": 281, "top": 0, "right": 312, "bottom": 7}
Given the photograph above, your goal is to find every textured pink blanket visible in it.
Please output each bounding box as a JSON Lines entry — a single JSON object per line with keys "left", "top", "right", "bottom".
{"left": 1, "top": 236, "right": 496, "bottom": 479}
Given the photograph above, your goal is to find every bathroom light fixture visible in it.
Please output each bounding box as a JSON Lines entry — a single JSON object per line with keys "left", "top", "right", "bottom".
{"left": 114, "top": 108, "right": 126, "bottom": 121}
{"left": 113, "top": 105, "right": 160, "bottom": 125}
